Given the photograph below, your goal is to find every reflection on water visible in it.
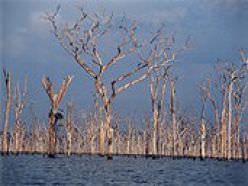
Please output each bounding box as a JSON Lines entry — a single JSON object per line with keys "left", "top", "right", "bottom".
{"left": 1, "top": 155, "right": 248, "bottom": 186}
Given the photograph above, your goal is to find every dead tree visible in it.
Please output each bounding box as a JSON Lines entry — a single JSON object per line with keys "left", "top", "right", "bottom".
{"left": 200, "top": 50, "right": 248, "bottom": 159}
{"left": 42, "top": 75, "right": 73, "bottom": 157}
{"left": 46, "top": 5, "right": 175, "bottom": 159}
{"left": 66, "top": 101, "right": 73, "bottom": 156}
{"left": 1, "top": 68, "right": 12, "bottom": 155}
{"left": 95, "top": 93, "right": 105, "bottom": 156}
{"left": 200, "top": 79, "right": 220, "bottom": 156}
{"left": 227, "top": 71, "right": 234, "bottom": 160}
{"left": 149, "top": 67, "right": 169, "bottom": 155}
{"left": 13, "top": 80, "right": 28, "bottom": 154}
{"left": 223, "top": 55, "right": 247, "bottom": 160}
{"left": 233, "top": 49, "right": 248, "bottom": 159}
{"left": 170, "top": 79, "right": 177, "bottom": 157}
{"left": 199, "top": 85, "right": 208, "bottom": 159}
{"left": 220, "top": 74, "right": 228, "bottom": 159}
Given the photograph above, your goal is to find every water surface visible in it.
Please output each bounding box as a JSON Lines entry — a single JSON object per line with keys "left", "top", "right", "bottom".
{"left": 1, "top": 155, "right": 248, "bottom": 186}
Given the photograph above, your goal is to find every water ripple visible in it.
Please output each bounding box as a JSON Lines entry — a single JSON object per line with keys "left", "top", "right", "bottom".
{"left": 1, "top": 155, "right": 248, "bottom": 186}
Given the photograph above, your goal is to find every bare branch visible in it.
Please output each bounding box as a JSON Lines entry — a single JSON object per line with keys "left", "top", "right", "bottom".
{"left": 57, "top": 75, "right": 74, "bottom": 104}
{"left": 42, "top": 76, "right": 54, "bottom": 102}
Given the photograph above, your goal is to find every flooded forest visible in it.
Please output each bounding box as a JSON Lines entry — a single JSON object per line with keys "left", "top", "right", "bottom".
{"left": 1, "top": 5, "right": 248, "bottom": 162}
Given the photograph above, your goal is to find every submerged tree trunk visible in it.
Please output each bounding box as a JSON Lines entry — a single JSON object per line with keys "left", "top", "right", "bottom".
{"left": 66, "top": 102, "right": 73, "bottom": 156}
{"left": 48, "top": 109, "right": 57, "bottom": 156}
{"left": 200, "top": 119, "right": 206, "bottom": 159}
{"left": 221, "top": 89, "right": 227, "bottom": 159}
{"left": 14, "top": 111, "right": 20, "bottom": 154}
{"left": 170, "top": 80, "right": 177, "bottom": 157}
{"left": 99, "top": 120, "right": 105, "bottom": 156}
{"left": 227, "top": 78, "right": 233, "bottom": 160}
{"left": 2, "top": 70, "right": 11, "bottom": 155}
{"left": 234, "top": 107, "right": 241, "bottom": 159}
{"left": 104, "top": 102, "right": 113, "bottom": 159}
{"left": 42, "top": 75, "right": 73, "bottom": 157}
{"left": 150, "top": 76, "right": 158, "bottom": 155}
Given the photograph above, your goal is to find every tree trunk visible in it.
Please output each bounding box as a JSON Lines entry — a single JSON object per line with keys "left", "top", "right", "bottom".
{"left": 234, "top": 105, "right": 241, "bottom": 159}
{"left": 227, "top": 80, "right": 233, "bottom": 160}
{"left": 152, "top": 107, "right": 158, "bottom": 155}
{"left": 66, "top": 102, "right": 73, "bottom": 156}
{"left": 2, "top": 72, "right": 11, "bottom": 155}
{"left": 104, "top": 103, "right": 113, "bottom": 159}
{"left": 14, "top": 111, "right": 20, "bottom": 154}
{"left": 170, "top": 80, "right": 177, "bottom": 157}
{"left": 200, "top": 119, "right": 206, "bottom": 159}
{"left": 213, "top": 108, "right": 221, "bottom": 157}
{"left": 99, "top": 120, "right": 105, "bottom": 156}
{"left": 48, "top": 109, "right": 57, "bottom": 157}
{"left": 221, "top": 89, "right": 227, "bottom": 158}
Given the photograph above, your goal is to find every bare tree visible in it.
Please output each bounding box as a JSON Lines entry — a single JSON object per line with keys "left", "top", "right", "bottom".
{"left": 42, "top": 75, "right": 73, "bottom": 157}
{"left": 13, "top": 79, "right": 28, "bottom": 154}
{"left": 66, "top": 101, "right": 73, "bottom": 156}
{"left": 149, "top": 67, "right": 169, "bottom": 155}
{"left": 46, "top": 5, "right": 176, "bottom": 159}
{"left": 1, "top": 68, "right": 12, "bottom": 155}
{"left": 199, "top": 85, "right": 207, "bottom": 159}
{"left": 200, "top": 50, "right": 248, "bottom": 160}
{"left": 170, "top": 79, "right": 177, "bottom": 157}
{"left": 222, "top": 52, "right": 247, "bottom": 160}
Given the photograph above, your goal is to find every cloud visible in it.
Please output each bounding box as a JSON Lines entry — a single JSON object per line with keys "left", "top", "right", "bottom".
{"left": 132, "top": 6, "right": 187, "bottom": 25}
{"left": 2, "top": 10, "right": 49, "bottom": 57}
{"left": 30, "top": 10, "right": 49, "bottom": 36}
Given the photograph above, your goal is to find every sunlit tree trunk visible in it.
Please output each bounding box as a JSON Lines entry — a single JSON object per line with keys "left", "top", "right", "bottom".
{"left": 227, "top": 77, "right": 233, "bottom": 160}
{"left": 200, "top": 119, "right": 206, "bottom": 159}
{"left": 42, "top": 75, "right": 73, "bottom": 157}
{"left": 99, "top": 120, "right": 105, "bottom": 156}
{"left": 150, "top": 76, "right": 158, "bottom": 155}
{"left": 234, "top": 107, "right": 241, "bottom": 159}
{"left": 66, "top": 102, "right": 73, "bottom": 156}
{"left": 14, "top": 111, "right": 20, "bottom": 154}
{"left": 2, "top": 70, "right": 11, "bottom": 155}
{"left": 221, "top": 89, "right": 227, "bottom": 158}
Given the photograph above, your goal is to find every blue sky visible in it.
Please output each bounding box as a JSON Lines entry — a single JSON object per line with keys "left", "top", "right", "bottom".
{"left": 1, "top": 0, "right": 248, "bottom": 119}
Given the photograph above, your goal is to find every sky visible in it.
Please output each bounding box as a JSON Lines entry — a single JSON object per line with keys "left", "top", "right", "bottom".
{"left": 1, "top": 0, "right": 248, "bottom": 120}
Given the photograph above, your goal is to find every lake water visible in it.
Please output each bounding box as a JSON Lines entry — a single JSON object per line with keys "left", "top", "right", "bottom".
{"left": 1, "top": 155, "right": 248, "bottom": 186}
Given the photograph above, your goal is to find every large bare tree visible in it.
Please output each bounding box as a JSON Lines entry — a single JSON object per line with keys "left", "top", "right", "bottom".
{"left": 46, "top": 5, "right": 177, "bottom": 159}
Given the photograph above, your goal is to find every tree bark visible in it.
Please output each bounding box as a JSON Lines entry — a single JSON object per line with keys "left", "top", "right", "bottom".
{"left": 42, "top": 75, "right": 73, "bottom": 157}
{"left": 48, "top": 109, "right": 57, "bottom": 157}
{"left": 234, "top": 108, "right": 241, "bottom": 159}
{"left": 227, "top": 79, "right": 233, "bottom": 160}
{"left": 170, "top": 80, "right": 177, "bottom": 157}
{"left": 221, "top": 89, "right": 227, "bottom": 158}
{"left": 104, "top": 103, "right": 113, "bottom": 159}
{"left": 66, "top": 102, "right": 73, "bottom": 156}
{"left": 200, "top": 119, "right": 206, "bottom": 159}
{"left": 2, "top": 71, "right": 11, "bottom": 155}
{"left": 99, "top": 120, "right": 105, "bottom": 156}
{"left": 14, "top": 111, "right": 20, "bottom": 154}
